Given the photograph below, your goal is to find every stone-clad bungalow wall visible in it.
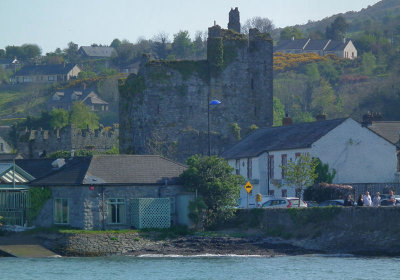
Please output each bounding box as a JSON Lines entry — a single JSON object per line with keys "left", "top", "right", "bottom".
{"left": 34, "top": 184, "right": 182, "bottom": 230}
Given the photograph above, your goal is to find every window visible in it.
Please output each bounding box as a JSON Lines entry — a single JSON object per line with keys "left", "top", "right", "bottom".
{"left": 268, "top": 190, "right": 275, "bottom": 196}
{"left": 235, "top": 159, "right": 240, "bottom": 175}
{"left": 107, "top": 198, "right": 126, "bottom": 224}
{"left": 281, "top": 154, "right": 287, "bottom": 179}
{"left": 247, "top": 158, "right": 252, "bottom": 179}
{"left": 295, "top": 153, "right": 301, "bottom": 160}
{"left": 268, "top": 155, "right": 274, "bottom": 179}
{"left": 54, "top": 198, "right": 69, "bottom": 224}
{"left": 48, "top": 76, "right": 55, "bottom": 81}
{"left": 282, "top": 189, "right": 287, "bottom": 197}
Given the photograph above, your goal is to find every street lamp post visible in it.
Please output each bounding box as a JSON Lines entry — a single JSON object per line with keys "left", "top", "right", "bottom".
{"left": 208, "top": 99, "right": 221, "bottom": 156}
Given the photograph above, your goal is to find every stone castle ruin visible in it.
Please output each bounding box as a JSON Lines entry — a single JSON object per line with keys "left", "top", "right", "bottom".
{"left": 15, "top": 125, "right": 119, "bottom": 158}
{"left": 119, "top": 8, "right": 273, "bottom": 162}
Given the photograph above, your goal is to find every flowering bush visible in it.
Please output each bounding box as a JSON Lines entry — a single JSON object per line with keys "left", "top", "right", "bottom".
{"left": 303, "top": 182, "right": 353, "bottom": 202}
{"left": 274, "top": 52, "right": 326, "bottom": 72}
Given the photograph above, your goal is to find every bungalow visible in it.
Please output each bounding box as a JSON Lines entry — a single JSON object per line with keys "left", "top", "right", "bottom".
{"left": 48, "top": 88, "right": 109, "bottom": 111}
{"left": 275, "top": 38, "right": 357, "bottom": 59}
{"left": 29, "top": 155, "right": 188, "bottom": 230}
{"left": 78, "top": 46, "right": 116, "bottom": 59}
{"left": 13, "top": 63, "right": 81, "bottom": 84}
{"left": 222, "top": 118, "right": 397, "bottom": 206}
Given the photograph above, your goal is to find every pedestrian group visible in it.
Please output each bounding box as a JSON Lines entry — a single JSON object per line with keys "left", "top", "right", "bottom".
{"left": 343, "top": 190, "right": 397, "bottom": 207}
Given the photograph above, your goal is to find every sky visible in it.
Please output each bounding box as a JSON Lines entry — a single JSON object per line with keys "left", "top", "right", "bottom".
{"left": 0, "top": 0, "right": 381, "bottom": 54}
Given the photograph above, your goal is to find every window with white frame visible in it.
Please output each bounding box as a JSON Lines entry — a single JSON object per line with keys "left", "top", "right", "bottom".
{"left": 48, "top": 76, "right": 55, "bottom": 81}
{"left": 247, "top": 158, "right": 252, "bottom": 179}
{"left": 235, "top": 159, "right": 240, "bottom": 175}
{"left": 268, "top": 155, "right": 274, "bottom": 179}
{"left": 54, "top": 198, "right": 69, "bottom": 224}
{"left": 281, "top": 154, "right": 287, "bottom": 179}
{"left": 107, "top": 198, "right": 126, "bottom": 224}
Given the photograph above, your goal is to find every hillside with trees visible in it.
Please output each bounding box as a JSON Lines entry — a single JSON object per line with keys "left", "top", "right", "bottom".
{"left": 272, "top": 0, "right": 400, "bottom": 124}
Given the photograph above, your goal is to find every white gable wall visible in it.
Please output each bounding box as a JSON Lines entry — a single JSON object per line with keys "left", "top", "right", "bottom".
{"left": 312, "top": 118, "right": 396, "bottom": 183}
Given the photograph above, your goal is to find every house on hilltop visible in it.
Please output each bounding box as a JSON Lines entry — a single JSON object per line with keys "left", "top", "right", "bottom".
{"left": 78, "top": 46, "right": 116, "bottom": 59}
{"left": 48, "top": 88, "right": 109, "bottom": 111}
{"left": 13, "top": 63, "right": 81, "bottom": 84}
{"left": 276, "top": 38, "right": 357, "bottom": 59}
{"left": 222, "top": 117, "right": 397, "bottom": 206}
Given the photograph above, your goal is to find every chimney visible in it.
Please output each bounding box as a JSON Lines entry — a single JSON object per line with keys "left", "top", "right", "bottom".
{"left": 343, "top": 37, "right": 346, "bottom": 44}
{"left": 316, "top": 114, "right": 327, "bottom": 121}
{"left": 362, "top": 111, "right": 383, "bottom": 126}
{"left": 291, "top": 36, "right": 295, "bottom": 41}
{"left": 282, "top": 114, "right": 293, "bottom": 126}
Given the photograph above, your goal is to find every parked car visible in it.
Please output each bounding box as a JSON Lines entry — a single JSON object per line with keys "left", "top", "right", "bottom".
{"left": 318, "top": 199, "right": 344, "bottom": 206}
{"left": 262, "top": 197, "right": 307, "bottom": 208}
{"left": 305, "top": 201, "right": 319, "bottom": 207}
{"left": 380, "top": 198, "right": 400, "bottom": 206}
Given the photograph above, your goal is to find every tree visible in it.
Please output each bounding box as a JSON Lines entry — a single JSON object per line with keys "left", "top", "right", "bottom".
{"left": 280, "top": 153, "right": 318, "bottom": 205}
{"left": 273, "top": 97, "right": 285, "bottom": 126}
{"left": 279, "top": 27, "right": 304, "bottom": 41}
{"left": 314, "top": 158, "right": 336, "bottom": 184}
{"left": 49, "top": 108, "right": 69, "bottom": 129}
{"left": 152, "top": 32, "right": 169, "bottom": 59}
{"left": 172, "top": 30, "right": 193, "bottom": 59}
{"left": 325, "top": 16, "right": 348, "bottom": 40}
{"left": 64, "top": 42, "right": 79, "bottom": 63}
{"left": 110, "top": 38, "right": 122, "bottom": 49}
{"left": 69, "top": 102, "right": 99, "bottom": 130}
{"left": 242, "top": 17, "right": 274, "bottom": 35}
{"left": 360, "top": 52, "right": 376, "bottom": 75}
{"left": 179, "top": 155, "right": 245, "bottom": 228}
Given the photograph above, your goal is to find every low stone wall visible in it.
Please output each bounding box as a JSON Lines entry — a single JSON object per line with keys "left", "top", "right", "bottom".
{"left": 232, "top": 207, "right": 400, "bottom": 255}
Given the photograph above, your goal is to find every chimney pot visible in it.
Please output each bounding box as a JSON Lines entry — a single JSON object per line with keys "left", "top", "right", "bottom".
{"left": 282, "top": 115, "right": 293, "bottom": 126}
{"left": 316, "top": 114, "right": 327, "bottom": 121}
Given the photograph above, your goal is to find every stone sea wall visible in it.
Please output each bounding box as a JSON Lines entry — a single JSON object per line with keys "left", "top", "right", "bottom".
{"left": 232, "top": 207, "right": 400, "bottom": 255}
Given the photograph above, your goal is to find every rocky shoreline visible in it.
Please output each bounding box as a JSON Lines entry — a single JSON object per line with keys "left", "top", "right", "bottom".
{"left": 34, "top": 232, "right": 318, "bottom": 257}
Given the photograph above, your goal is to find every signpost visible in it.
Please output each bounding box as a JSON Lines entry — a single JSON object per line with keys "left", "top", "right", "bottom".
{"left": 244, "top": 181, "right": 253, "bottom": 208}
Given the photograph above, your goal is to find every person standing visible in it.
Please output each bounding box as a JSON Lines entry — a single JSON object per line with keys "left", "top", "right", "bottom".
{"left": 363, "top": 191, "right": 372, "bottom": 207}
{"left": 357, "top": 194, "right": 364, "bottom": 206}
{"left": 343, "top": 194, "right": 354, "bottom": 206}
{"left": 388, "top": 190, "right": 396, "bottom": 206}
{"left": 372, "top": 192, "right": 381, "bottom": 207}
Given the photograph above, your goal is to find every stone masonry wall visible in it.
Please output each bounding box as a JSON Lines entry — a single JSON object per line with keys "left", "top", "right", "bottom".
{"left": 35, "top": 184, "right": 182, "bottom": 230}
{"left": 233, "top": 207, "right": 400, "bottom": 255}
{"left": 16, "top": 125, "right": 118, "bottom": 158}
{"left": 119, "top": 10, "right": 273, "bottom": 162}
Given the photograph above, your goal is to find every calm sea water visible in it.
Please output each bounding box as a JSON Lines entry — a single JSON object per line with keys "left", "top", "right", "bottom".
{"left": 0, "top": 255, "right": 399, "bottom": 280}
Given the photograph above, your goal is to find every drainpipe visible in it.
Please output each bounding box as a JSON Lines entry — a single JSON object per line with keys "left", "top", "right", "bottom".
{"left": 267, "top": 152, "right": 270, "bottom": 196}
{"left": 13, "top": 159, "right": 15, "bottom": 188}
{"left": 101, "top": 185, "right": 105, "bottom": 230}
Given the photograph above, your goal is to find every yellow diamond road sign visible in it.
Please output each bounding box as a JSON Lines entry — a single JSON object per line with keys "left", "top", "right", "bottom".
{"left": 244, "top": 181, "right": 253, "bottom": 193}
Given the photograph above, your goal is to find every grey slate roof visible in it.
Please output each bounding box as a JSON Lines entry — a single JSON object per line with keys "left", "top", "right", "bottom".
{"left": 15, "top": 64, "right": 78, "bottom": 76}
{"left": 222, "top": 118, "right": 348, "bottom": 159}
{"left": 276, "top": 38, "right": 310, "bottom": 50}
{"left": 79, "top": 46, "right": 116, "bottom": 58}
{"left": 13, "top": 159, "right": 55, "bottom": 179}
{"left": 29, "top": 155, "right": 187, "bottom": 186}
{"left": 367, "top": 121, "right": 400, "bottom": 145}
{"left": 324, "top": 39, "right": 350, "bottom": 51}
{"left": 304, "top": 39, "right": 330, "bottom": 50}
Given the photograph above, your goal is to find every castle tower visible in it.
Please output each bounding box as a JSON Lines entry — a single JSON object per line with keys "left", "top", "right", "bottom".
{"left": 228, "top": 7, "right": 240, "bottom": 33}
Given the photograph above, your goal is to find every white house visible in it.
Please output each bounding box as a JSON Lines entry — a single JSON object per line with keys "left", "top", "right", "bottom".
{"left": 222, "top": 118, "right": 398, "bottom": 207}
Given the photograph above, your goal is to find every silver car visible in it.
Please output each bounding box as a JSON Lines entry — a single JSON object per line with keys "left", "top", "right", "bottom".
{"left": 261, "top": 197, "right": 308, "bottom": 208}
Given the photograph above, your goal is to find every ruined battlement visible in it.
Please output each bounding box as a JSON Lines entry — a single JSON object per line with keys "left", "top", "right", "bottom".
{"left": 119, "top": 8, "right": 273, "bottom": 162}
{"left": 16, "top": 125, "right": 119, "bottom": 158}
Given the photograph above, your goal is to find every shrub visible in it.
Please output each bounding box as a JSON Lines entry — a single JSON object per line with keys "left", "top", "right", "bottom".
{"left": 303, "top": 182, "right": 353, "bottom": 202}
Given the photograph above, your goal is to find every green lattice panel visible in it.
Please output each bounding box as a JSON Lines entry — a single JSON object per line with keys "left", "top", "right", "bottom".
{"left": 130, "top": 198, "right": 171, "bottom": 229}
